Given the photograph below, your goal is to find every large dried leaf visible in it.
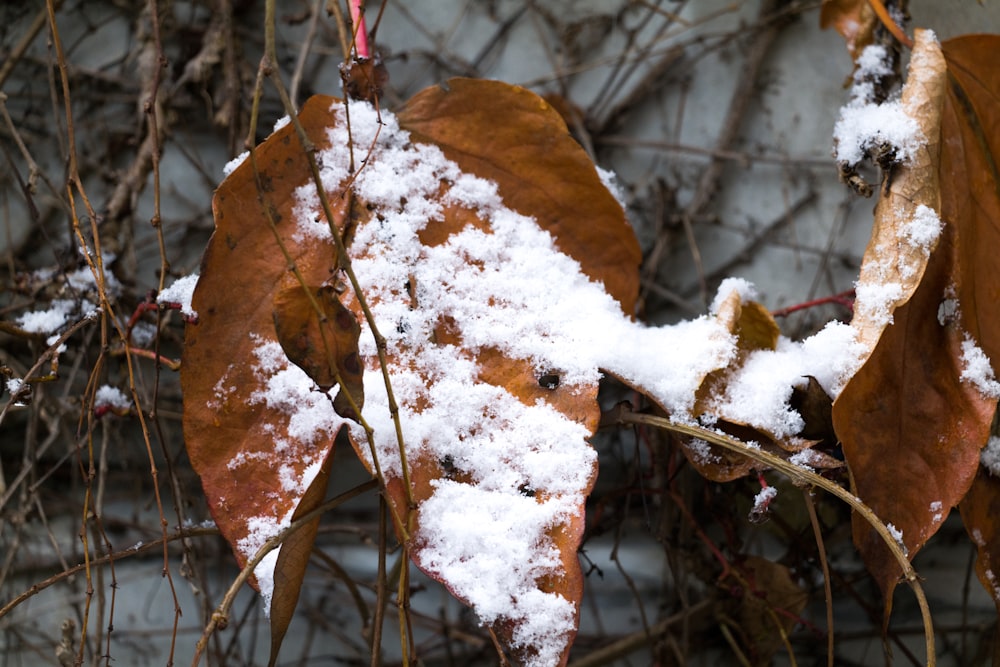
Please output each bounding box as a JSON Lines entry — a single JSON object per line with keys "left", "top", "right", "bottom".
{"left": 734, "top": 556, "right": 809, "bottom": 666}
{"left": 835, "top": 222, "right": 994, "bottom": 599}
{"left": 185, "top": 79, "right": 642, "bottom": 667}
{"left": 834, "top": 31, "right": 1000, "bottom": 601}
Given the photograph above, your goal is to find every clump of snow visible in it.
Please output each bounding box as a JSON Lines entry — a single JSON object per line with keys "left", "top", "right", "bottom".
{"left": 66, "top": 264, "right": 122, "bottom": 297}
{"left": 94, "top": 385, "right": 130, "bottom": 411}
{"left": 417, "top": 481, "right": 577, "bottom": 664}
{"left": 157, "top": 274, "right": 200, "bottom": 318}
{"left": 886, "top": 522, "right": 907, "bottom": 555}
{"left": 982, "top": 437, "right": 1000, "bottom": 477}
{"left": 753, "top": 486, "right": 778, "bottom": 513}
{"left": 929, "top": 500, "right": 944, "bottom": 523}
{"left": 6, "top": 377, "right": 23, "bottom": 397}
{"left": 833, "top": 43, "right": 922, "bottom": 166}
{"left": 17, "top": 299, "right": 77, "bottom": 334}
{"left": 237, "top": 511, "right": 294, "bottom": 616}
{"left": 902, "top": 204, "right": 943, "bottom": 251}
{"left": 223, "top": 151, "right": 249, "bottom": 177}
{"left": 705, "top": 320, "right": 865, "bottom": 437}
{"left": 595, "top": 165, "right": 626, "bottom": 208}
{"left": 131, "top": 321, "right": 157, "bottom": 347}
{"left": 853, "top": 280, "right": 904, "bottom": 331}
{"left": 788, "top": 449, "right": 818, "bottom": 471}
{"left": 960, "top": 337, "right": 1000, "bottom": 399}
{"left": 834, "top": 101, "right": 921, "bottom": 166}
{"left": 710, "top": 277, "right": 758, "bottom": 314}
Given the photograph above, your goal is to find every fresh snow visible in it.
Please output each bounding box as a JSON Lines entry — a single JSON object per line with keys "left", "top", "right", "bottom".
{"left": 94, "top": 385, "right": 130, "bottom": 411}
{"left": 983, "top": 437, "right": 1000, "bottom": 477}
{"left": 833, "top": 41, "right": 924, "bottom": 166}
{"left": 157, "top": 274, "right": 200, "bottom": 318}
{"left": 960, "top": 337, "right": 1000, "bottom": 399}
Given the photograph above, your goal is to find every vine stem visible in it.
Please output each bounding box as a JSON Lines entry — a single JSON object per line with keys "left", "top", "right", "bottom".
{"left": 606, "top": 405, "right": 936, "bottom": 666}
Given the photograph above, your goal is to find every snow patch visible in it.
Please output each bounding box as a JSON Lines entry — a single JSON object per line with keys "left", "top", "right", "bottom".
{"left": 157, "top": 274, "right": 200, "bottom": 318}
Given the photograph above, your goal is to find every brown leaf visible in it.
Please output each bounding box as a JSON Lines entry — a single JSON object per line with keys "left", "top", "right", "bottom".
{"left": 186, "top": 78, "right": 638, "bottom": 667}
{"left": 820, "top": 0, "right": 877, "bottom": 60}
{"left": 268, "top": 449, "right": 335, "bottom": 667}
{"left": 789, "top": 376, "right": 835, "bottom": 445}
{"left": 835, "top": 226, "right": 994, "bottom": 600}
{"left": 272, "top": 274, "right": 364, "bottom": 420}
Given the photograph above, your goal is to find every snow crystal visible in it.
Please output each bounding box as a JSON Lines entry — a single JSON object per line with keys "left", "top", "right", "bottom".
{"left": 709, "top": 277, "right": 758, "bottom": 315}
{"left": 753, "top": 486, "right": 778, "bottom": 512}
{"left": 982, "top": 437, "right": 1000, "bottom": 477}
{"left": 886, "top": 522, "right": 907, "bottom": 554}
{"left": 17, "top": 299, "right": 77, "bottom": 334}
{"left": 94, "top": 385, "right": 130, "bottom": 411}
{"left": 938, "top": 285, "right": 959, "bottom": 326}
{"left": 595, "top": 165, "right": 626, "bottom": 208}
{"left": 833, "top": 101, "right": 921, "bottom": 166}
{"left": 929, "top": 500, "right": 944, "bottom": 523}
{"left": 223, "top": 151, "right": 249, "bottom": 177}
{"left": 903, "top": 204, "right": 943, "bottom": 250}
{"left": 685, "top": 438, "right": 716, "bottom": 465}
{"left": 960, "top": 337, "right": 1000, "bottom": 399}
{"left": 273, "top": 115, "right": 290, "bottom": 132}
{"left": 157, "top": 273, "right": 200, "bottom": 318}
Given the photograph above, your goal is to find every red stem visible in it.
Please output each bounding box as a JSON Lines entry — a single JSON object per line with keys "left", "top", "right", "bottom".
{"left": 771, "top": 289, "right": 855, "bottom": 318}
{"left": 350, "top": 0, "right": 370, "bottom": 59}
